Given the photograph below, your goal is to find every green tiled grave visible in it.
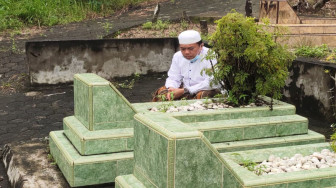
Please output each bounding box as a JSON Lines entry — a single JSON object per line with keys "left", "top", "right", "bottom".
{"left": 49, "top": 73, "right": 332, "bottom": 187}
{"left": 63, "top": 116, "right": 134, "bottom": 155}
{"left": 49, "top": 131, "right": 134, "bottom": 187}
{"left": 221, "top": 143, "right": 336, "bottom": 188}
{"left": 74, "top": 73, "right": 137, "bottom": 131}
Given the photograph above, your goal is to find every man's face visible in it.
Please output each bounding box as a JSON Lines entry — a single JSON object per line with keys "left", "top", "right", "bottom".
{"left": 179, "top": 43, "right": 203, "bottom": 60}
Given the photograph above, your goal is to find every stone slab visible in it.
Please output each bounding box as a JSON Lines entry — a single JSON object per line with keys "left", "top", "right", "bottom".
{"left": 1, "top": 139, "right": 70, "bottom": 188}
{"left": 63, "top": 116, "right": 134, "bottom": 155}
{"left": 49, "top": 131, "right": 134, "bottom": 187}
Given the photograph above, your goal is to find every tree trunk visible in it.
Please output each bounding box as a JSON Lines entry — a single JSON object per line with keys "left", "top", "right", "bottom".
{"left": 245, "top": 0, "right": 252, "bottom": 17}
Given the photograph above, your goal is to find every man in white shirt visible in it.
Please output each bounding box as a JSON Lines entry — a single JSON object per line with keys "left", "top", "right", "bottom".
{"left": 152, "top": 30, "right": 220, "bottom": 101}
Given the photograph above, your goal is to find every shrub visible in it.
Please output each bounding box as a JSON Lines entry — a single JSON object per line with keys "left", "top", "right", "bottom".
{"left": 206, "top": 11, "right": 295, "bottom": 106}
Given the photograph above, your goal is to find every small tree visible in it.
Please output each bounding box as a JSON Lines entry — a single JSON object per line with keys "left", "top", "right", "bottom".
{"left": 206, "top": 11, "right": 295, "bottom": 106}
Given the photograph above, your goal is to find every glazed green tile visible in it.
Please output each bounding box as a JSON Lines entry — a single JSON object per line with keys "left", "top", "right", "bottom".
{"left": 117, "top": 159, "right": 134, "bottom": 176}
{"left": 175, "top": 138, "right": 223, "bottom": 188}
{"left": 74, "top": 76, "right": 90, "bottom": 129}
{"left": 139, "top": 113, "right": 197, "bottom": 134}
{"left": 286, "top": 179, "right": 320, "bottom": 188}
{"left": 320, "top": 176, "right": 336, "bottom": 187}
{"left": 49, "top": 131, "right": 75, "bottom": 187}
{"left": 115, "top": 175, "right": 147, "bottom": 188}
{"left": 85, "top": 138, "right": 128, "bottom": 154}
{"left": 133, "top": 121, "right": 168, "bottom": 188}
{"left": 215, "top": 130, "right": 325, "bottom": 153}
{"left": 259, "top": 183, "right": 288, "bottom": 188}
{"left": 63, "top": 119, "right": 83, "bottom": 153}
{"left": 127, "top": 137, "right": 134, "bottom": 150}
{"left": 276, "top": 121, "right": 308, "bottom": 136}
{"left": 63, "top": 116, "right": 133, "bottom": 155}
{"left": 203, "top": 127, "right": 244, "bottom": 142}
{"left": 49, "top": 131, "right": 134, "bottom": 187}
{"left": 74, "top": 161, "right": 117, "bottom": 186}
{"left": 173, "top": 115, "right": 196, "bottom": 123}
{"left": 244, "top": 124, "right": 276, "bottom": 140}
{"left": 92, "top": 86, "right": 135, "bottom": 130}
{"left": 222, "top": 165, "right": 243, "bottom": 188}
{"left": 74, "top": 73, "right": 136, "bottom": 131}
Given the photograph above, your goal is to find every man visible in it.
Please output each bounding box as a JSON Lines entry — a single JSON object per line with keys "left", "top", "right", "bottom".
{"left": 152, "top": 30, "right": 220, "bottom": 102}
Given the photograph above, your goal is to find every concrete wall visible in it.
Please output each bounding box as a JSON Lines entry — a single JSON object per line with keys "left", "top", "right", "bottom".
{"left": 26, "top": 38, "right": 178, "bottom": 84}
{"left": 284, "top": 57, "right": 336, "bottom": 122}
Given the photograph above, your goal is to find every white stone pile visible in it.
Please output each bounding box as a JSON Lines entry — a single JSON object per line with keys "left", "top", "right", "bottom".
{"left": 253, "top": 149, "right": 336, "bottom": 175}
{"left": 150, "top": 101, "right": 258, "bottom": 113}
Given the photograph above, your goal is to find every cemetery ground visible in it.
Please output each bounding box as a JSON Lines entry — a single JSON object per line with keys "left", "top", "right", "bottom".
{"left": 0, "top": 0, "right": 336, "bottom": 187}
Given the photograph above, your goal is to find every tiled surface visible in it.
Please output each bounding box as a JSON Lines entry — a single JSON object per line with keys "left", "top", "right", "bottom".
{"left": 49, "top": 131, "right": 134, "bottom": 187}
{"left": 74, "top": 73, "right": 136, "bottom": 131}
{"left": 191, "top": 115, "right": 308, "bottom": 143}
{"left": 175, "top": 138, "right": 223, "bottom": 187}
{"left": 133, "top": 121, "right": 168, "bottom": 188}
{"left": 63, "top": 116, "right": 133, "bottom": 155}
{"left": 213, "top": 130, "right": 325, "bottom": 153}
{"left": 115, "top": 174, "right": 148, "bottom": 188}
{"left": 221, "top": 143, "right": 336, "bottom": 187}
{"left": 74, "top": 75, "right": 90, "bottom": 129}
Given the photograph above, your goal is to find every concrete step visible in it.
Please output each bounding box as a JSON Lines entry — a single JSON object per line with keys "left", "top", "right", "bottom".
{"left": 187, "top": 115, "right": 308, "bottom": 143}
{"left": 74, "top": 73, "right": 137, "bottom": 131}
{"left": 115, "top": 174, "right": 147, "bottom": 188}
{"left": 63, "top": 116, "right": 134, "bottom": 155}
{"left": 212, "top": 130, "right": 325, "bottom": 153}
{"left": 49, "top": 130, "right": 134, "bottom": 187}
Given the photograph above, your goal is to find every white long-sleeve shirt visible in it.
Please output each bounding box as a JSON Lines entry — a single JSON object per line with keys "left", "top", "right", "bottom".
{"left": 165, "top": 47, "right": 218, "bottom": 94}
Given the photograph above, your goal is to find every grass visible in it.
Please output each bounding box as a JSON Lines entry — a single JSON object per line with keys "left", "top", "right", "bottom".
{"left": 0, "top": 0, "right": 152, "bottom": 32}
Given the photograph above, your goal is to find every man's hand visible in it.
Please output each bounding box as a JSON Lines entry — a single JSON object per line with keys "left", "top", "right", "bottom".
{"left": 167, "top": 88, "right": 184, "bottom": 100}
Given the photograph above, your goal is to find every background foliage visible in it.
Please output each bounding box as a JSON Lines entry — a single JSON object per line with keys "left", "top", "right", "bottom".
{"left": 0, "top": 0, "right": 150, "bottom": 32}
{"left": 207, "top": 11, "right": 295, "bottom": 105}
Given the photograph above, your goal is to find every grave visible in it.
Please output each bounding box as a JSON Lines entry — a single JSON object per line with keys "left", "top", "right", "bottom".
{"left": 49, "top": 73, "right": 329, "bottom": 187}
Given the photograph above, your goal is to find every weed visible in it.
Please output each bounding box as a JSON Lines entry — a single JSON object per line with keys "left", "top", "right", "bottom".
{"left": 180, "top": 20, "right": 189, "bottom": 30}
{"left": 142, "top": 20, "right": 169, "bottom": 30}
{"left": 180, "top": 97, "right": 189, "bottom": 106}
{"left": 142, "top": 21, "right": 153, "bottom": 29}
{"left": 47, "top": 154, "right": 57, "bottom": 165}
{"left": 169, "top": 31, "right": 178, "bottom": 37}
{"left": 295, "top": 44, "right": 330, "bottom": 58}
{"left": 102, "top": 22, "right": 113, "bottom": 34}
{"left": 233, "top": 153, "right": 266, "bottom": 176}
{"left": 116, "top": 73, "right": 141, "bottom": 89}
{"left": 153, "top": 20, "right": 169, "bottom": 30}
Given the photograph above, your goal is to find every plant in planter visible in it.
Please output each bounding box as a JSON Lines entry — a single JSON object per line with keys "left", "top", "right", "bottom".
{"left": 205, "top": 11, "right": 295, "bottom": 106}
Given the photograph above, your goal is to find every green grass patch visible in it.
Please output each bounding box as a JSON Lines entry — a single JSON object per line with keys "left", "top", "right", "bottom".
{"left": 295, "top": 44, "right": 329, "bottom": 58}
{"left": 0, "top": 0, "right": 152, "bottom": 32}
{"left": 295, "top": 44, "right": 336, "bottom": 63}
